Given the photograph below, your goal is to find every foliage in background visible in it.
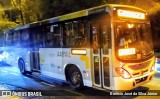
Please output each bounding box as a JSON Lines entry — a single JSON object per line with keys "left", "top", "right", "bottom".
{"left": 11, "top": 0, "right": 27, "bottom": 25}
{"left": 0, "top": 20, "right": 19, "bottom": 46}
{"left": 0, "top": 20, "right": 19, "bottom": 31}
{"left": 0, "top": 0, "right": 158, "bottom": 24}
{"left": 0, "top": 3, "right": 19, "bottom": 32}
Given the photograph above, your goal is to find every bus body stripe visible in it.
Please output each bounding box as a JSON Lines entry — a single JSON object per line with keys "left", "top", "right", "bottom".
{"left": 40, "top": 55, "right": 45, "bottom": 63}
{"left": 59, "top": 11, "right": 87, "bottom": 21}
{"left": 80, "top": 56, "right": 89, "bottom": 69}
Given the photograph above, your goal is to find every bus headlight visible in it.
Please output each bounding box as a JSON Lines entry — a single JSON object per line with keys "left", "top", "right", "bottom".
{"left": 116, "top": 67, "right": 132, "bottom": 79}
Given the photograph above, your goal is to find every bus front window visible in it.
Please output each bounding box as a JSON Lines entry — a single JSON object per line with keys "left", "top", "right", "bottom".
{"left": 115, "top": 22, "right": 154, "bottom": 61}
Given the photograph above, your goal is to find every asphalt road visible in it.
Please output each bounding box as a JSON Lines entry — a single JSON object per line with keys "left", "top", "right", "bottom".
{"left": 0, "top": 62, "right": 160, "bottom": 99}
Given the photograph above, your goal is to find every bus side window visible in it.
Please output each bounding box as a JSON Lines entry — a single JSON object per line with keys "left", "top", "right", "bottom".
{"left": 102, "top": 24, "right": 111, "bottom": 54}
{"left": 30, "top": 27, "right": 43, "bottom": 48}
{"left": 64, "top": 22, "right": 74, "bottom": 47}
{"left": 45, "top": 25, "right": 53, "bottom": 47}
{"left": 45, "top": 24, "right": 61, "bottom": 48}
{"left": 91, "top": 24, "right": 99, "bottom": 54}
{"left": 5, "top": 33, "right": 13, "bottom": 46}
{"left": 73, "top": 21, "right": 79, "bottom": 47}
{"left": 63, "top": 20, "right": 88, "bottom": 48}
{"left": 36, "top": 27, "right": 45, "bottom": 47}
{"left": 53, "top": 24, "right": 61, "bottom": 47}
{"left": 21, "top": 29, "right": 29, "bottom": 47}
{"left": 63, "top": 23, "right": 68, "bottom": 47}
{"left": 73, "top": 20, "right": 87, "bottom": 48}
{"left": 13, "top": 31, "right": 21, "bottom": 46}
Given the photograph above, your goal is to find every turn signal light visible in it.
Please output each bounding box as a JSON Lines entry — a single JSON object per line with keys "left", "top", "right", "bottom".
{"left": 116, "top": 67, "right": 132, "bottom": 79}
{"left": 150, "top": 65, "right": 155, "bottom": 72}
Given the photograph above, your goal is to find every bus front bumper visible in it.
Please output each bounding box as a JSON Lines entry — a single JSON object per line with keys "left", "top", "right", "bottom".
{"left": 113, "top": 71, "right": 156, "bottom": 91}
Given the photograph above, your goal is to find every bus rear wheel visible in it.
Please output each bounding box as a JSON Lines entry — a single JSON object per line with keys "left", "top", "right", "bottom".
{"left": 68, "top": 66, "right": 84, "bottom": 90}
{"left": 18, "top": 59, "right": 26, "bottom": 75}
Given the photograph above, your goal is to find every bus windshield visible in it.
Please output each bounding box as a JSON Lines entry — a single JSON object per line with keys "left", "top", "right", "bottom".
{"left": 115, "top": 22, "right": 154, "bottom": 61}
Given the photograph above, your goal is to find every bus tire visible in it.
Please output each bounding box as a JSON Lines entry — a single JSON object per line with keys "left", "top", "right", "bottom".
{"left": 68, "top": 66, "right": 84, "bottom": 90}
{"left": 18, "top": 59, "right": 27, "bottom": 75}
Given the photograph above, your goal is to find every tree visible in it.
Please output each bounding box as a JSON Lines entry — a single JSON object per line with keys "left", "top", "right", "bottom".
{"left": 0, "top": 3, "right": 19, "bottom": 46}
{"left": 40, "top": 0, "right": 105, "bottom": 19}
{"left": 0, "top": 3, "right": 18, "bottom": 31}
{"left": 23, "top": 0, "right": 42, "bottom": 23}
{"left": 11, "top": 0, "right": 25, "bottom": 25}
{"left": 0, "top": 20, "right": 19, "bottom": 46}
{"left": 10, "top": 0, "right": 43, "bottom": 24}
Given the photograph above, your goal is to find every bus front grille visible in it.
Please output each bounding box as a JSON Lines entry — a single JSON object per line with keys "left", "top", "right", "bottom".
{"left": 129, "top": 61, "right": 150, "bottom": 70}
{"left": 132, "top": 69, "right": 148, "bottom": 77}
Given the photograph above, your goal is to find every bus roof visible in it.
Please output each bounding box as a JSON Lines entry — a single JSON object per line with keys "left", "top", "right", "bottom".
{"left": 107, "top": 4, "right": 146, "bottom": 12}
{"left": 9, "top": 4, "right": 145, "bottom": 31}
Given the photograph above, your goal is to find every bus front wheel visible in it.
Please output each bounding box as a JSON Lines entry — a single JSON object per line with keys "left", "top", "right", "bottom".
{"left": 18, "top": 59, "right": 26, "bottom": 75}
{"left": 68, "top": 66, "right": 84, "bottom": 90}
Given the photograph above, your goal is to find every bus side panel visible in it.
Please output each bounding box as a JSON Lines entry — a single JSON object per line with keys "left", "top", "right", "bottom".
{"left": 2, "top": 47, "right": 31, "bottom": 71}
{"left": 62, "top": 48, "right": 92, "bottom": 87}
{"left": 39, "top": 48, "right": 65, "bottom": 80}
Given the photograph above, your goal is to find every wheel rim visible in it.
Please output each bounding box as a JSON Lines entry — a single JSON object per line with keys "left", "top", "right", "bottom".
{"left": 71, "top": 71, "right": 81, "bottom": 85}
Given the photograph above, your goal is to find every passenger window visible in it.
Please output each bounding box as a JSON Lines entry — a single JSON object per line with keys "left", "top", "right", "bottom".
{"left": 102, "top": 24, "right": 111, "bottom": 54}
{"left": 30, "top": 27, "right": 44, "bottom": 47}
{"left": 45, "top": 24, "right": 61, "bottom": 48}
{"left": 63, "top": 22, "right": 74, "bottom": 47}
{"left": 74, "top": 21, "right": 87, "bottom": 47}
{"left": 5, "top": 33, "right": 13, "bottom": 46}
{"left": 13, "top": 31, "right": 21, "bottom": 46}
{"left": 21, "top": 29, "right": 29, "bottom": 47}
{"left": 53, "top": 24, "right": 61, "bottom": 47}
{"left": 91, "top": 24, "right": 99, "bottom": 54}
{"left": 63, "top": 20, "right": 88, "bottom": 48}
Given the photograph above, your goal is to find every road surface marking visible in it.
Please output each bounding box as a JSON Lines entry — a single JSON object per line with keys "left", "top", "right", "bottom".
{"left": 0, "top": 70, "right": 7, "bottom": 72}
{"left": 10, "top": 72, "right": 19, "bottom": 76}
{"left": 3, "top": 67, "right": 19, "bottom": 71}
{"left": 41, "top": 82, "right": 55, "bottom": 87}
{"left": 3, "top": 68, "right": 9, "bottom": 71}
{"left": 64, "top": 89, "right": 84, "bottom": 96}
{"left": 23, "top": 76, "right": 29, "bottom": 79}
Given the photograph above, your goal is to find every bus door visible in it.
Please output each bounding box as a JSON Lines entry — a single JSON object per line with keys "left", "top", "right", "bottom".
{"left": 30, "top": 29, "right": 41, "bottom": 72}
{"left": 30, "top": 48, "right": 40, "bottom": 72}
{"left": 91, "top": 22, "right": 111, "bottom": 89}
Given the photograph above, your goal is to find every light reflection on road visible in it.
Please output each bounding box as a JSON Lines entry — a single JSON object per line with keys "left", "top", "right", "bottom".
{"left": 155, "top": 57, "right": 160, "bottom": 73}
